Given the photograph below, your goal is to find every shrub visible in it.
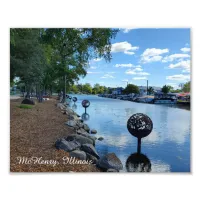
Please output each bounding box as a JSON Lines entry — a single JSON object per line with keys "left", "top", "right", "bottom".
{"left": 17, "top": 104, "right": 33, "bottom": 109}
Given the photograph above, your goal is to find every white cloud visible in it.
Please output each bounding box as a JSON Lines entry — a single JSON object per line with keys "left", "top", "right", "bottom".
{"left": 93, "top": 58, "right": 102, "bottom": 62}
{"left": 87, "top": 71, "right": 101, "bottom": 74}
{"left": 166, "top": 74, "right": 190, "bottom": 81}
{"left": 115, "top": 63, "right": 142, "bottom": 68}
{"left": 90, "top": 66, "right": 97, "bottom": 69}
{"left": 141, "top": 48, "right": 169, "bottom": 63}
{"left": 115, "top": 63, "right": 133, "bottom": 68}
{"left": 125, "top": 68, "right": 143, "bottom": 74}
{"left": 168, "top": 60, "right": 190, "bottom": 73}
{"left": 122, "top": 79, "right": 129, "bottom": 82}
{"left": 133, "top": 77, "right": 147, "bottom": 80}
{"left": 180, "top": 47, "right": 190, "bottom": 53}
{"left": 101, "top": 74, "right": 115, "bottom": 79}
{"left": 162, "top": 54, "right": 190, "bottom": 63}
{"left": 111, "top": 41, "right": 139, "bottom": 55}
{"left": 122, "top": 28, "right": 135, "bottom": 33}
{"left": 125, "top": 68, "right": 150, "bottom": 76}
{"left": 137, "top": 72, "right": 150, "bottom": 76}
{"left": 107, "top": 71, "right": 116, "bottom": 74}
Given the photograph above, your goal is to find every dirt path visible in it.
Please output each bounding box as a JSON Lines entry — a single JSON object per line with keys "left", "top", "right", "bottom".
{"left": 10, "top": 98, "right": 100, "bottom": 172}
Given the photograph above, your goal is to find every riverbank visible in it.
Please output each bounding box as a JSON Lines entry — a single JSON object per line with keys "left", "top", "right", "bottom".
{"left": 10, "top": 97, "right": 100, "bottom": 172}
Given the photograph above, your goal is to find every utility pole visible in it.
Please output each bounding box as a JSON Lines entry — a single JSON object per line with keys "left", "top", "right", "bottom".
{"left": 147, "top": 80, "right": 148, "bottom": 95}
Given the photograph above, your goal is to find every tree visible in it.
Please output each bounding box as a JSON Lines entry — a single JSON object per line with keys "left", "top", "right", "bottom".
{"left": 82, "top": 83, "right": 92, "bottom": 94}
{"left": 123, "top": 84, "right": 139, "bottom": 94}
{"left": 161, "top": 85, "right": 173, "bottom": 94}
{"left": 10, "top": 28, "right": 47, "bottom": 100}
{"left": 171, "top": 89, "right": 182, "bottom": 93}
{"left": 148, "top": 87, "right": 154, "bottom": 95}
{"left": 41, "top": 28, "right": 118, "bottom": 102}
{"left": 183, "top": 81, "right": 190, "bottom": 92}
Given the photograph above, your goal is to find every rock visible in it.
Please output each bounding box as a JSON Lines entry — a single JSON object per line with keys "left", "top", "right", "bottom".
{"left": 91, "top": 129, "right": 97, "bottom": 134}
{"left": 87, "top": 135, "right": 97, "bottom": 144}
{"left": 81, "top": 144, "right": 100, "bottom": 159}
{"left": 69, "top": 115, "right": 79, "bottom": 121}
{"left": 65, "top": 107, "right": 75, "bottom": 115}
{"left": 55, "top": 138, "right": 81, "bottom": 152}
{"left": 70, "top": 150, "right": 87, "bottom": 160}
{"left": 57, "top": 103, "right": 65, "bottom": 109}
{"left": 77, "top": 128, "right": 89, "bottom": 135}
{"left": 21, "top": 98, "right": 35, "bottom": 105}
{"left": 83, "top": 123, "right": 90, "bottom": 133}
{"left": 65, "top": 120, "right": 76, "bottom": 127}
{"left": 76, "top": 129, "right": 96, "bottom": 145}
{"left": 107, "top": 168, "right": 119, "bottom": 172}
{"left": 97, "top": 153, "right": 123, "bottom": 171}
{"left": 76, "top": 121, "right": 84, "bottom": 128}
{"left": 86, "top": 153, "right": 98, "bottom": 164}
{"left": 65, "top": 134, "right": 94, "bottom": 146}
{"left": 98, "top": 137, "right": 104, "bottom": 141}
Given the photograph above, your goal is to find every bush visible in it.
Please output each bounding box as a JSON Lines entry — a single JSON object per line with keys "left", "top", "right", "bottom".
{"left": 17, "top": 104, "right": 33, "bottom": 109}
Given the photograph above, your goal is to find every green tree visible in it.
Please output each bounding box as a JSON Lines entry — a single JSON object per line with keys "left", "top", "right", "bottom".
{"left": 10, "top": 28, "right": 47, "bottom": 100}
{"left": 161, "top": 85, "right": 173, "bottom": 94}
{"left": 70, "top": 85, "right": 79, "bottom": 93}
{"left": 123, "top": 84, "right": 139, "bottom": 94}
{"left": 42, "top": 28, "right": 118, "bottom": 102}
{"left": 183, "top": 81, "right": 190, "bottom": 92}
{"left": 82, "top": 83, "right": 92, "bottom": 94}
{"left": 147, "top": 86, "right": 154, "bottom": 95}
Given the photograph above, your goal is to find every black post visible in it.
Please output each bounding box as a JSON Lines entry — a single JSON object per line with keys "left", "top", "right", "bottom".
{"left": 137, "top": 138, "right": 141, "bottom": 154}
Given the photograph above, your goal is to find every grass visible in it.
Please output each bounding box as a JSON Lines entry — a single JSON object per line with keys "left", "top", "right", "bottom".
{"left": 17, "top": 104, "right": 33, "bottom": 109}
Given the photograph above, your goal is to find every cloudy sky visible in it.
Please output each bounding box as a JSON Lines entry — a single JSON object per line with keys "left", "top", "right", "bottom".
{"left": 79, "top": 28, "right": 190, "bottom": 89}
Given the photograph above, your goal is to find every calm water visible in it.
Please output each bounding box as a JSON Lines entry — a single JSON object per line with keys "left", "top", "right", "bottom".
{"left": 68, "top": 95, "right": 191, "bottom": 172}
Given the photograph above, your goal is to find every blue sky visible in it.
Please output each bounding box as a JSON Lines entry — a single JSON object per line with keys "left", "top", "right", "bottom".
{"left": 79, "top": 28, "right": 190, "bottom": 89}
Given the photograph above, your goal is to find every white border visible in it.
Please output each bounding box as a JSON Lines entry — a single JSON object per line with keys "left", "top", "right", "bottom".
{"left": 1, "top": 0, "right": 199, "bottom": 200}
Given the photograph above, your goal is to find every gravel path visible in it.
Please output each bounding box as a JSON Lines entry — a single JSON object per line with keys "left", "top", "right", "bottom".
{"left": 10, "top": 98, "right": 100, "bottom": 172}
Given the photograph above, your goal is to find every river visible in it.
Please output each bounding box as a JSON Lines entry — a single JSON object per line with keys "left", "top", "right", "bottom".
{"left": 68, "top": 95, "right": 190, "bottom": 172}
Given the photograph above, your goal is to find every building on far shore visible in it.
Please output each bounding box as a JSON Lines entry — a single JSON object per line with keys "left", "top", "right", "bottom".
{"left": 112, "top": 87, "right": 124, "bottom": 95}
{"left": 138, "top": 86, "right": 162, "bottom": 96}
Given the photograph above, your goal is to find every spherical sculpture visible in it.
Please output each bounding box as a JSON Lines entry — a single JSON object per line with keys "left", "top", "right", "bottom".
{"left": 127, "top": 113, "right": 153, "bottom": 138}
{"left": 72, "top": 97, "right": 77, "bottom": 102}
{"left": 82, "top": 100, "right": 90, "bottom": 108}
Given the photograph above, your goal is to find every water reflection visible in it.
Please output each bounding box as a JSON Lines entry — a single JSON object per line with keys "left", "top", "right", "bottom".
{"left": 81, "top": 113, "right": 90, "bottom": 121}
{"left": 67, "top": 94, "right": 190, "bottom": 172}
{"left": 72, "top": 103, "right": 77, "bottom": 110}
{"left": 126, "top": 153, "right": 151, "bottom": 172}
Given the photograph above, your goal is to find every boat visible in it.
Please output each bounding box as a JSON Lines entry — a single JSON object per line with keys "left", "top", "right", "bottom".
{"left": 153, "top": 92, "right": 177, "bottom": 104}
{"left": 177, "top": 93, "right": 190, "bottom": 104}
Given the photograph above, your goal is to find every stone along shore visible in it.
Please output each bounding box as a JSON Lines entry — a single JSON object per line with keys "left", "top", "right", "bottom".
{"left": 56, "top": 101, "right": 123, "bottom": 172}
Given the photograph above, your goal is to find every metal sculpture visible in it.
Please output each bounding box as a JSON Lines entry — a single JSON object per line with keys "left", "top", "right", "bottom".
{"left": 127, "top": 113, "right": 153, "bottom": 153}
{"left": 82, "top": 99, "right": 90, "bottom": 113}
{"left": 72, "top": 97, "right": 77, "bottom": 103}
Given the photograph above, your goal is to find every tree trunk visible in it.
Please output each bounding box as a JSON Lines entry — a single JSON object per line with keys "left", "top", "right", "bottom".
{"left": 62, "top": 75, "right": 66, "bottom": 103}
{"left": 25, "top": 84, "right": 31, "bottom": 99}
{"left": 38, "top": 84, "right": 43, "bottom": 103}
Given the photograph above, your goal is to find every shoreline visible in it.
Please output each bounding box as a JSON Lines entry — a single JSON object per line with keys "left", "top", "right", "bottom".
{"left": 10, "top": 97, "right": 101, "bottom": 172}
{"left": 10, "top": 97, "right": 123, "bottom": 172}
